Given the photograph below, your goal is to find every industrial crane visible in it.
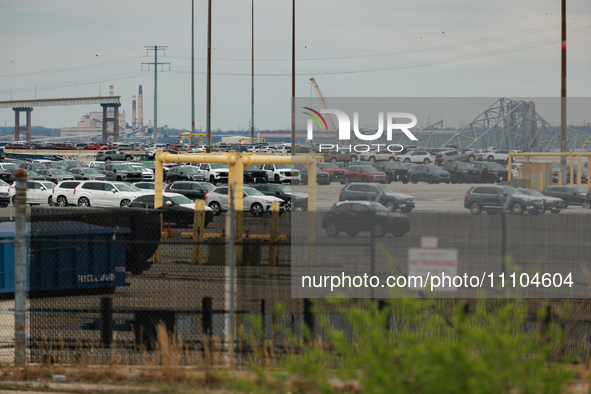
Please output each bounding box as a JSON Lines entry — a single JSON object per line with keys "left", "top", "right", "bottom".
{"left": 309, "top": 78, "right": 338, "bottom": 136}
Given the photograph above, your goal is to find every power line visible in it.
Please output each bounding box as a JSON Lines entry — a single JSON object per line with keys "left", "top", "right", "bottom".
{"left": 2, "top": 21, "right": 589, "bottom": 96}
{"left": 167, "top": 26, "right": 591, "bottom": 76}
{"left": 0, "top": 71, "right": 145, "bottom": 95}
{"left": 0, "top": 57, "right": 145, "bottom": 79}
{"left": 167, "top": 15, "right": 591, "bottom": 63}
{"left": 1, "top": 14, "right": 589, "bottom": 83}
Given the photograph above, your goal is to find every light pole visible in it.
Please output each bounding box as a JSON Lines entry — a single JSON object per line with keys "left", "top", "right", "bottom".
{"left": 560, "top": 0, "right": 567, "bottom": 183}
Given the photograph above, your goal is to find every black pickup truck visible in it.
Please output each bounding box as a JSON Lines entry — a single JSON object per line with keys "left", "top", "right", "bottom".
{"left": 471, "top": 162, "right": 508, "bottom": 183}
{"left": 243, "top": 165, "right": 268, "bottom": 184}
{"left": 442, "top": 161, "right": 482, "bottom": 183}
{"left": 372, "top": 161, "right": 412, "bottom": 183}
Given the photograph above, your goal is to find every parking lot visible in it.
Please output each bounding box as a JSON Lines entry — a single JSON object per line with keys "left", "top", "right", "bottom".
{"left": 291, "top": 181, "right": 591, "bottom": 214}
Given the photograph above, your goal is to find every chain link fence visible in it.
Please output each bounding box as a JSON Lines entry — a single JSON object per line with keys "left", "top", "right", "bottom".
{"left": 0, "top": 207, "right": 589, "bottom": 364}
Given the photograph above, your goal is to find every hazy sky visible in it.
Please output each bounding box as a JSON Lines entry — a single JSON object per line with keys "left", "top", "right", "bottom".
{"left": 1, "top": 0, "right": 590, "bottom": 131}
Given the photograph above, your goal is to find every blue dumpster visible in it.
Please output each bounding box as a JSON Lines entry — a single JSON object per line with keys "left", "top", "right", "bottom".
{"left": 0, "top": 221, "right": 130, "bottom": 294}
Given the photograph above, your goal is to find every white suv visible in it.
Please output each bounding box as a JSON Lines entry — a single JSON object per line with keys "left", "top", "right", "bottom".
{"left": 51, "top": 180, "right": 83, "bottom": 207}
{"left": 197, "top": 163, "right": 229, "bottom": 184}
{"left": 397, "top": 150, "right": 432, "bottom": 164}
{"left": 8, "top": 180, "right": 56, "bottom": 206}
{"left": 359, "top": 148, "right": 397, "bottom": 162}
{"left": 73, "top": 181, "right": 149, "bottom": 208}
{"left": 261, "top": 164, "right": 301, "bottom": 184}
{"left": 190, "top": 145, "right": 207, "bottom": 153}
{"left": 205, "top": 186, "right": 284, "bottom": 217}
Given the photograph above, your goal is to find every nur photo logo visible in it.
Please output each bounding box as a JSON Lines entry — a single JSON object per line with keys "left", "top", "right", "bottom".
{"left": 303, "top": 107, "right": 418, "bottom": 141}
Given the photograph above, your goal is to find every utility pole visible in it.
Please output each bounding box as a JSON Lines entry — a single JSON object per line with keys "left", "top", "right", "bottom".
{"left": 192, "top": 0, "right": 196, "bottom": 135}
{"left": 560, "top": 0, "right": 567, "bottom": 183}
{"left": 251, "top": 0, "right": 255, "bottom": 140}
{"left": 206, "top": 0, "right": 212, "bottom": 151}
{"left": 143, "top": 45, "right": 169, "bottom": 144}
{"left": 290, "top": 0, "right": 295, "bottom": 154}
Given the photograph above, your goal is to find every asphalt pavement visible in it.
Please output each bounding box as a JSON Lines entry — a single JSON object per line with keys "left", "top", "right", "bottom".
{"left": 291, "top": 181, "right": 591, "bottom": 214}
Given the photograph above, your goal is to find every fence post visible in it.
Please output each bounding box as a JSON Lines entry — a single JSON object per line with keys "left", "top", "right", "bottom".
{"left": 501, "top": 212, "right": 506, "bottom": 275}
{"left": 303, "top": 298, "right": 315, "bottom": 343}
{"left": 269, "top": 201, "right": 279, "bottom": 266}
{"left": 370, "top": 227, "right": 375, "bottom": 299}
{"left": 202, "top": 297, "right": 212, "bottom": 362}
{"left": 227, "top": 191, "right": 236, "bottom": 367}
{"left": 14, "top": 169, "right": 27, "bottom": 366}
{"left": 100, "top": 297, "right": 113, "bottom": 348}
{"left": 260, "top": 300, "right": 266, "bottom": 341}
{"left": 202, "top": 297, "right": 213, "bottom": 335}
{"left": 153, "top": 216, "right": 163, "bottom": 264}
{"left": 192, "top": 199, "right": 205, "bottom": 265}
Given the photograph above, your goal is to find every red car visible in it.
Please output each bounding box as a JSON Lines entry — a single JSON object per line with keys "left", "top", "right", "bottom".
{"left": 84, "top": 143, "right": 106, "bottom": 150}
{"left": 317, "top": 162, "right": 345, "bottom": 183}
{"left": 343, "top": 165, "right": 387, "bottom": 184}
{"left": 53, "top": 143, "right": 76, "bottom": 150}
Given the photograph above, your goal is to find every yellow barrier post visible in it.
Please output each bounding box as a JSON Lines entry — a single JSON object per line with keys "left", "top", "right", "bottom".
{"left": 577, "top": 154, "right": 582, "bottom": 186}
{"left": 154, "top": 152, "right": 318, "bottom": 267}
{"left": 539, "top": 171, "right": 544, "bottom": 191}
{"left": 192, "top": 199, "right": 206, "bottom": 265}
{"left": 507, "top": 153, "right": 513, "bottom": 181}
{"left": 570, "top": 152, "right": 574, "bottom": 185}
{"left": 155, "top": 151, "right": 164, "bottom": 208}
{"left": 269, "top": 201, "right": 280, "bottom": 266}
{"left": 227, "top": 153, "right": 244, "bottom": 266}
{"left": 558, "top": 172, "right": 562, "bottom": 185}
{"left": 153, "top": 151, "right": 165, "bottom": 264}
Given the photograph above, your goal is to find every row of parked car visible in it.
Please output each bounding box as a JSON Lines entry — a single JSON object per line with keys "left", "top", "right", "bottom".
{"left": 464, "top": 185, "right": 591, "bottom": 215}
{"left": 320, "top": 146, "right": 516, "bottom": 166}
{"left": 317, "top": 160, "right": 509, "bottom": 185}
{"left": 319, "top": 182, "right": 591, "bottom": 239}
{"left": 0, "top": 159, "right": 155, "bottom": 185}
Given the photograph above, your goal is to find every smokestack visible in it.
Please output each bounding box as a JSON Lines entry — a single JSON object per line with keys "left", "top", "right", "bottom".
{"left": 132, "top": 95, "right": 137, "bottom": 131}
{"left": 138, "top": 85, "right": 143, "bottom": 129}
{"left": 109, "top": 85, "right": 114, "bottom": 96}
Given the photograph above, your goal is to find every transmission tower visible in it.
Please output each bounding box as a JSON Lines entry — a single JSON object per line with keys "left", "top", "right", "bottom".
{"left": 142, "top": 45, "right": 170, "bottom": 144}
